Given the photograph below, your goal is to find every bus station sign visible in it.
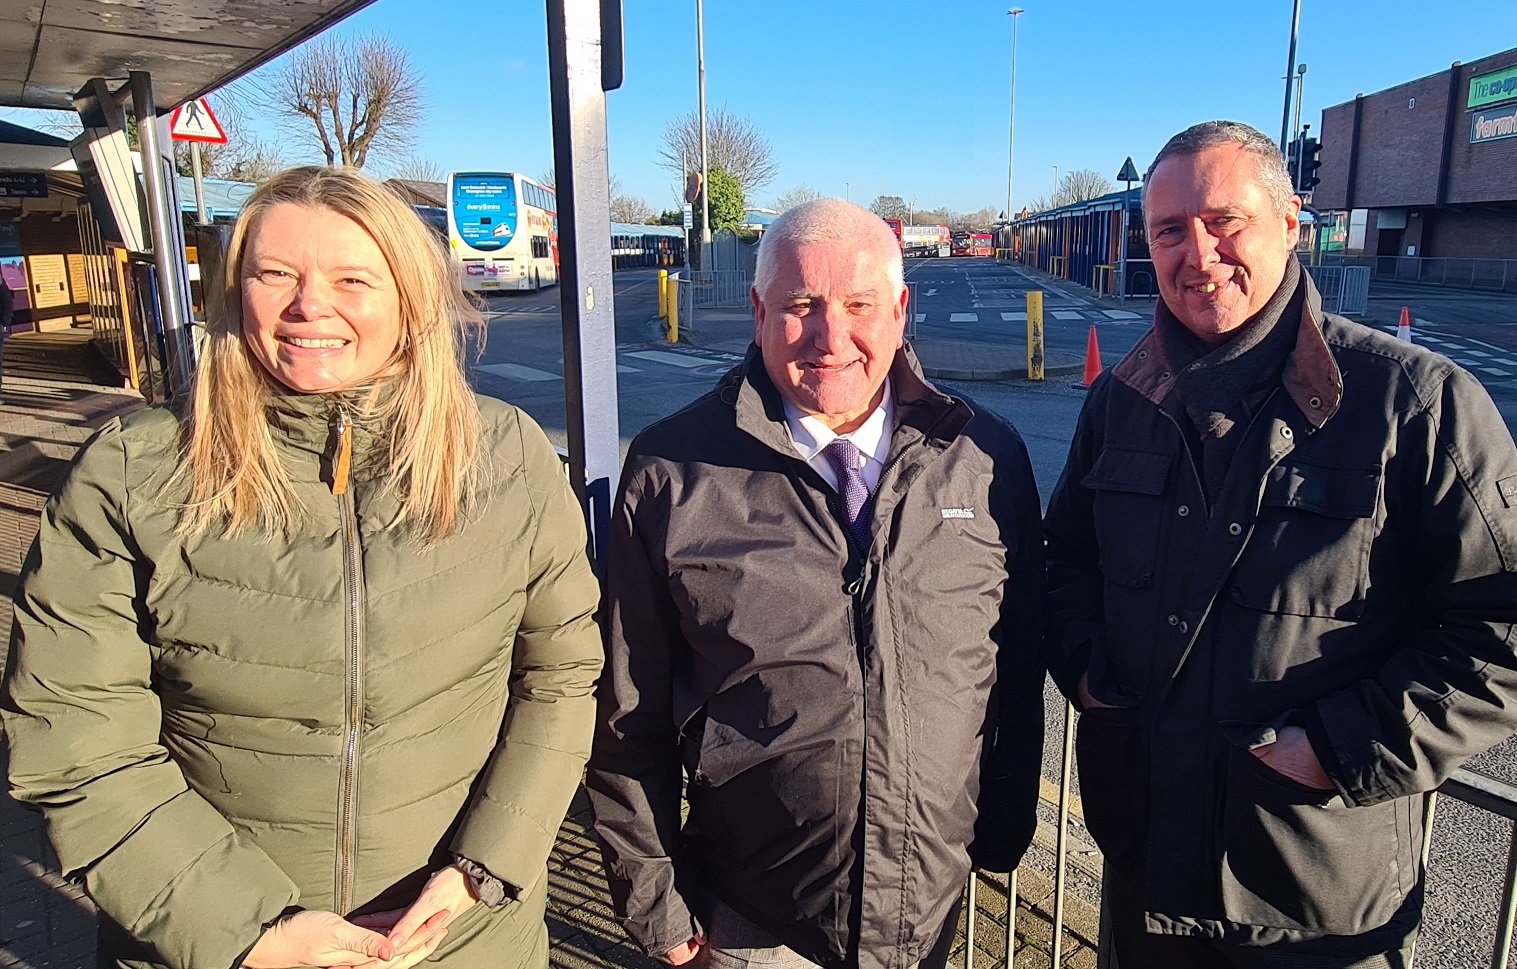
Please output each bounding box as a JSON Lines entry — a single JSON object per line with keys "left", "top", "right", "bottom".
{"left": 0, "top": 172, "right": 47, "bottom": 198}
{"left": 1468, "top": 63, "right": 1517, "bottom": 110}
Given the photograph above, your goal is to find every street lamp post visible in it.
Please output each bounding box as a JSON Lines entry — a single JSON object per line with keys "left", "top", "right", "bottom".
{"left": 1279, "top": 0, "right": 1302, "bottom": 151}
{"left": 696, "top": 0, "right": 711, "bottom": 269}
{"left": 846, "top": 181, "right": 850, "bottom": 202}
{"left": 1052, "top": 164, "right": 1059, "bottom": 206}
{"left": 1006, "top": 8, "right": 1024, "bottom": 221}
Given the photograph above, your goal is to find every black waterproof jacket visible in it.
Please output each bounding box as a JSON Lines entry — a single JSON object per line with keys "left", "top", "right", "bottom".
{"left": 587, "top": 345, "right": 1046, "bottom": 969}
{"left": 1045, "top": 275, "right": 1517, "bottom": 944}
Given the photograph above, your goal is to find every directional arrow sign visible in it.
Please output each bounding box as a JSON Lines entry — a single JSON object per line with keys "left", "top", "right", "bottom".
{"left": 1116, "top": 156, "right": 1141, "bottom": 183}
{"left": 170, "top": 98, "right": 228, "bottom": 144}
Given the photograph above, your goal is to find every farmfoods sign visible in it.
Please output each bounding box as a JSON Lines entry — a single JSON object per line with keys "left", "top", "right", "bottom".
{"left": 1471, "top": 104, "right": 1517, "bottom": 144}
{"left": 1468, "top": 64, "right": 1517, "bottom": 109}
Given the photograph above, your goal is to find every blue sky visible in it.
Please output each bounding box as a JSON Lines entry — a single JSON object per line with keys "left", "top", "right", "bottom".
{"left": 13, "top": 1, "right": 1517, "bottom": 215}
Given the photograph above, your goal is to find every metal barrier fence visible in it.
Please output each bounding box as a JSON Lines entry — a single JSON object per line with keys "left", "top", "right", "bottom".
{"left": 1306, "top": 264, "right": 1372, "bottom": 316}
{"left": 952, "top": 712, "right": 1517, "bottom": 969}
{"left": 1320, "top": 255, "right": 1517, "bottom": 295}
{"left": 688, "top": 270, "right": 752, "bottom": 308}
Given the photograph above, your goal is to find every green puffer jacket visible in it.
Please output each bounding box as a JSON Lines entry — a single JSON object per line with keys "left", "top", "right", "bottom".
{"left": 3, "top": 392, "right": 604, "bottom": 969}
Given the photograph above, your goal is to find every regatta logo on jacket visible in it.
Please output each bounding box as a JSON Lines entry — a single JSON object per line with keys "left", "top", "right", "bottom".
{"left": 940, "top": 507, "right": 976, "bottom": 519}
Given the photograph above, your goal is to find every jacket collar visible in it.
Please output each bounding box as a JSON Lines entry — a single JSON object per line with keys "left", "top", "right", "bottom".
{"left": 1110, "top": 267, "right": 1343, "bottom": 429}
{"left": 728, "top": 342, "right": 971, "bottom": 456}
{"left": 264, "top": 384, "right": 391, "bottom": 479}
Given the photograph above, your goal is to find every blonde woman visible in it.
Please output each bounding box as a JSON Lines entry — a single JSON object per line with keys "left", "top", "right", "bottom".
{"left": 3, "top": 167, "right": 603, "bottom": 969}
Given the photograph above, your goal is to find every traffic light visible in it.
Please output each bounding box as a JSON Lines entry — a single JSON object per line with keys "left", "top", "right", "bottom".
{"left": 1286, "top": 135, "right": 1301, "bottom": 190}
{"left": 1298, "top": 136, "right": 1322, "bottom": 192}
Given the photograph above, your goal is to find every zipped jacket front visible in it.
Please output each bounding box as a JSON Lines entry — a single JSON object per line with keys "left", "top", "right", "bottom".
{"left": 3, "top": 392, "right": 604, "bottom": 969}
{"left": 587, "top": 346, "right": 1046, "bottom": 969}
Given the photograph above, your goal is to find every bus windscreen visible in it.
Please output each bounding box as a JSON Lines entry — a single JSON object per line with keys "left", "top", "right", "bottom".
{"left": 451, "top": 174, "right": 518, "bottom": 252}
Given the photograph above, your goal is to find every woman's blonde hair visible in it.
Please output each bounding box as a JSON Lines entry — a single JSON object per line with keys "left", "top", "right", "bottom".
{"left": 175, "top": 165, "right": 483, "bottom": 542}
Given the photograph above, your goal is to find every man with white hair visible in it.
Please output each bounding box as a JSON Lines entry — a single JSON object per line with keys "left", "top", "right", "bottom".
{"left": 588, "top": 198, "right": 1046, "bottom": 969}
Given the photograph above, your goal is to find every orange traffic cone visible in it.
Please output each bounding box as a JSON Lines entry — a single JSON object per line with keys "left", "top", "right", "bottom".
{"left": 1396, "top": 306, "right": 1413, "bottom": 343}
{"left": 1083, "top": 326, "right": 1104, "bottom": 387}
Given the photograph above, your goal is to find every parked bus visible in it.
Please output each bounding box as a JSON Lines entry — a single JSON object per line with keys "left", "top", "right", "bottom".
{"left": 446, "top": 171, "right": 558, "bottom": 293}
{"left": 952, "top": 232, "right": 994, "bottom": 257}
{"left": 902, "top": 224, "right": 950, "bottom": 258}
{"left": 883, "top": 217, "right": 904, "bottom": 252}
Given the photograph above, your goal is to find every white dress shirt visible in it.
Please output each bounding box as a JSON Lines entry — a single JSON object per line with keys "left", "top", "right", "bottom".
{"left": 781, "top": 379, "right": 894, "bottom": 494}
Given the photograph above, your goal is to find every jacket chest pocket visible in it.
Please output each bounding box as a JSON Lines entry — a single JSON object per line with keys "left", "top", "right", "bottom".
{"left": 1084, "top": 448, "right": 1173, "bottom": 589}
{"left": 1229, "top": 461, "right": 1381, "bottom": 619}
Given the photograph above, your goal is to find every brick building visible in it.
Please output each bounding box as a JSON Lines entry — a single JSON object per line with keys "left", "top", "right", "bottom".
{"left": 1315, "top": 46, "right": 1517, "bottom": 262}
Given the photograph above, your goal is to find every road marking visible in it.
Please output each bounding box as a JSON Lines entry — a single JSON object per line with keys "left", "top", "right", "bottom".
{"left": 617, "top": 365, "right": 640, "bottom": 374}
{"left": 475, "top": 362, "right": 560, "bottom": 382}
{"left": 1001, "top": 312, "right": 1027, "bottom": 321}
{"left": 949, "top": 313, "right": 978, "bottom": 323}
{"left": 624, "top": 350, "right": 712, "bottom": 369}
{"left": 1480, "top": 367, "right": 1512, "bottom": 377}
{"left": 1471, "top": 338, "right": 1512, "bottom": 354}
{"left": 1103, "top": 310, "right": 1143, "bottom": 320}
{"left": 1052, "top": 311, "right": 1084, "bottom": 320}
{"left": 1414, "top": 318, "right": 1436, "bottom": 328}
{"left": 926, "top": 289, "right": 938, "bottom": 297}
{"left": 914, "top": 314, "right": 927, "bottom": 323}
{"left": 1466, "top": 350, "right": 1492, "bottom": 357}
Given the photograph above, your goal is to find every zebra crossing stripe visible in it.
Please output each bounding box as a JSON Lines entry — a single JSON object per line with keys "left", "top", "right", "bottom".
{"left": 475, "top": 363, "right": 561, "bottom": 382}
{"left": 949, "top": 313, "right": 978, "bottom": 323}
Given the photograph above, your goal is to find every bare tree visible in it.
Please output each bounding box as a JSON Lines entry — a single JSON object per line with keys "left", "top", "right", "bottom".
{"left": 537, "top": 167, "right": 555, "bottom": 190}
{"left": 951, "top": 206, "right": 1001, "bottom": 232}
{"left": 265, "top": 32, "right": 425, "bottom": 169}
{"left": 869, "top": 195, "right": 909, "bottom": 220}
{"left": 657, "top": 107, "right": 778, "bottom": 196}
{"left": 387, "top": 153, "right": 445, "bottom": 182}
{"left": 611, "top": 194, "right": 656, "bottom": 224}
{"left": 772, "top": 184, "right": 823, "bottom": 211}
{"left": 1061, "top": 168, "right": 1116, "bottom": 203}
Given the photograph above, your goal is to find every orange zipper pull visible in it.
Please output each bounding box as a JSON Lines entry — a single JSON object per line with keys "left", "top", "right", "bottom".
{"left": 332, "top": 414, "right": 352, "bottom": 496}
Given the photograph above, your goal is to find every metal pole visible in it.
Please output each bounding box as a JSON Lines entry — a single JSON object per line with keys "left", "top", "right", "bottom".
{"left": 129, "top": 71, "right": 195, "bottom": 396}
{"left": 696, "top": 0, "right": 711, "bottom": 266}
{"left": 1051, "top": 700, "right": 1076, "bottom": 968}
{"left": 190, "top": 142, "right": 209, "bottom": 225}
{"left": 1493, "top": 830, "right": 1517, "bottom": 969}
{"left": 1119, "top": 178, "right": 1132, "bottom": 302}
{"left": 1279, "top": 0, "right": 1302, "bottom": 151}
{"left": 1006, "top": 868, "right": 1018, "bottom": 966}
{"left": 546, "top": 0, "right": 623, "bottom": 570}
{"left": 1292, "top": 63, "right": 1308, "bottom": 153}
{"left": 964, "top": 874, "right": 977, "bottom": 969}
{"left": 1006, "top": 8, "right": 1023, "bottom": 221}
{"left": 846, "top": 181, "right": 850, "bottom": 202}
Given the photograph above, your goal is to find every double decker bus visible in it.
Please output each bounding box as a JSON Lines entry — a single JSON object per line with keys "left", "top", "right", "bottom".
{"left": 882, "top": 217, "right": 904, "bottom": 253}
{"left": 902, "top": 224, "right": 950, "bottom": 258}
{"left": 446, "top": 172, "right": 559, "bottom": 293}
{"left": 951, "top": 232, "right": 994, "bottom": 257}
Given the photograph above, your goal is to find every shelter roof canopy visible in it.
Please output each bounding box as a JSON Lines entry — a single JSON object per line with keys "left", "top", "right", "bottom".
{"left": 0, "top": 0, "right": 375, "bottom": 113}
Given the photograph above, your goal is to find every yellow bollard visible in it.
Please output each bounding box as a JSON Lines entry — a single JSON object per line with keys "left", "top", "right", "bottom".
{"left": 658, "top": 269, "right": 668, "bottom": 318}
{"left": 667, "top": 278, "right": 680, "bottom": 344}
{"left": 1027, "top": 290, "right": 1045, "bottom": 381}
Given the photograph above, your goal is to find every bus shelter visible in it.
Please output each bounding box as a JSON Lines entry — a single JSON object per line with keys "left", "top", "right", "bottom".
{"left": 998, "top": 188, "right": 1154, "bottom": 298}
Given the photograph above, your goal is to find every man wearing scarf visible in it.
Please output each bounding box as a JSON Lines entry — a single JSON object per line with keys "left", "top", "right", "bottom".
{"left": 1045, "top": 120, "right": 1517, "bottom": 967}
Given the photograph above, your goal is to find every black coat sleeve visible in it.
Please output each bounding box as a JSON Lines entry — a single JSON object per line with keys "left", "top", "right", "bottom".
{"left": 1313, "top": 368, "right": 1517, "bottom": 805}
{"left": 584, "top": 454, "right": 703, "bottom": 956}
{"left": 970, "top": 425, "right": 1047, "bottom": 873}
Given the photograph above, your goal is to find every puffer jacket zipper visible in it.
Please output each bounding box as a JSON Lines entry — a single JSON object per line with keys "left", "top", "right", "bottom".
{"left": 332, "top": 410, "right": 366, "bottom": 914}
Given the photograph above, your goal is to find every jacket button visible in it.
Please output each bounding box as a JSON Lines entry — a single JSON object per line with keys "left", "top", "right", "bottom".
{"left": 1177, "top": 504, "right": 1190, "bottom": 517}
{"left": 1179, "top": 621, "right": 1189, "bottom": 634}
{"left": 1229, "top": 522, "right": 1242, "bottom": 536}
{"left": 1167, "top": 614, "right": 1179, "bottom": 626}
{"left": 1281, "top": 426, "right": 1294, "bottom": 439}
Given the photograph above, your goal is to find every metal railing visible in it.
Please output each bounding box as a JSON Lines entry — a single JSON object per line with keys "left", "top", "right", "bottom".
{"left": 1320, "top": 255, "right": 1517, "bottom": 294}
{"left": 1306, "top": 264, "right": 1372, "bottom": 316}
{"left": 954, "top": 704, "right": 1517, "bottom": 969}
{"left": 687, "top": 270, "right": 751, "bottom": 308}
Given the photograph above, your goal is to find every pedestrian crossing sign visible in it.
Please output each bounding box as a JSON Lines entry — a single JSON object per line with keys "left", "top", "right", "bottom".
{"left": 169, "top": 99, "right": 228, "bottom": 144}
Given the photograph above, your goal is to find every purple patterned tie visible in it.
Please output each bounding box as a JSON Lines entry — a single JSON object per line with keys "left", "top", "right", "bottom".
{"left": 822, "top": 438, "right": 871, "bottom": 549}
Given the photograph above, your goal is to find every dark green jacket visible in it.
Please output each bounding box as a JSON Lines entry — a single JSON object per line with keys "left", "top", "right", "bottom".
{"left": 3, "top": 392, "right": 603, "bottom": 969}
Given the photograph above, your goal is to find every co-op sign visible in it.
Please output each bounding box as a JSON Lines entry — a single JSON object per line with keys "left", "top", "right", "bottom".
{"left": 1469, "top": 63, "right": 1517, "bottom": 145}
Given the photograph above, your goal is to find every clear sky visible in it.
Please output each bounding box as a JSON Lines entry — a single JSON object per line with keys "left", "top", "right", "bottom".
{"left": 12, "top": 1, "right": 1517, "bottom": 216}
